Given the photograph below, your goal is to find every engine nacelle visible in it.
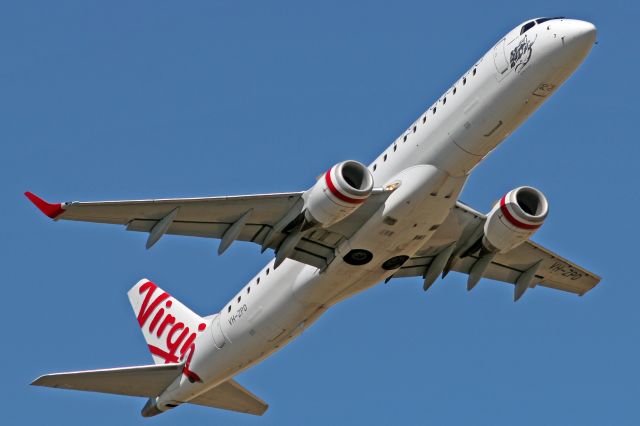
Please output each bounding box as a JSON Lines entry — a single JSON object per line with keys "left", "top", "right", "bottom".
{"left": 483, "top": 186, "right": 549, "bottom": 253}
{"left": 303, "top": 160, "right": 374, "bottom": 227}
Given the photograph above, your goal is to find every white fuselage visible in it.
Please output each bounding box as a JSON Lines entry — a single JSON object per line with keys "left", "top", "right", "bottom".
{"left": 156, "top": 18, "right": 596, "bottom": 409}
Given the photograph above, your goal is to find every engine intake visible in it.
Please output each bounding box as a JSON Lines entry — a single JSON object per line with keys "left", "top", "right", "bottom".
{"left": 483, "top": 186, "right": 548, "bottom": 253}
{"left": 303, "top": 160, "right": 374, "bottom": 227}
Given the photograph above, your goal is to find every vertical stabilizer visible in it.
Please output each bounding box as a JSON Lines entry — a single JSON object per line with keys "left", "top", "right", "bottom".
{"left": 128, "top": 279, "right": 208, "bottom": 382}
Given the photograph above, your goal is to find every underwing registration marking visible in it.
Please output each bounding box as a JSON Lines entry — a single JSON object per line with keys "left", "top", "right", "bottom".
{"left": 548, "top": 261, "right": 584, "bottom": 280}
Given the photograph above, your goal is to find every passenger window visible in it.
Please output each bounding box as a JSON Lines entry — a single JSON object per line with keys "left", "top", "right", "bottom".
{"left": 443, "top": 97, "right": 447, "bottom": 105}
{"left": 413, "top": 125, "right": 416, "bottom": 133}
{"left": 432, "top": 107, "right": 436, "bottom": 114}
{"left": 228, "top": 305, "right": 231, "bottom": 313}
{"left": 422, "top": 116, "right": 426, "bottom": 123}
{"left": 403, "top": 135, "right": 407, "bottom": 142}
{"left": 257, "top": 277, "right": 260, "bottom": 284}
{"left": 453, "top": 87, "right": 457, "bottom": 94}
{"left": 266, "top": 268, "right": 270, "bottom": 275}
{"left": 393, "top": 144, "right": 397, "bottom": 152}
{"left": 373, "top": 164, "right": 377, "bottom": 171}
{"left": 237, "top": 296, "right": 241, "bottom": 303}
{"left": 472, "top": 68, "right": 477, "bottom": 76}
{"left": 463, "top": 77, "right": 467, "bottom": 85}
{"left": 383, "top": 154, "right": 387, "bottom": 161}
{"left": 247, "top": 286, "right": 250, "bottom": 294}
{"left": 520, "top": 21, "right": 535, "bottom": 34}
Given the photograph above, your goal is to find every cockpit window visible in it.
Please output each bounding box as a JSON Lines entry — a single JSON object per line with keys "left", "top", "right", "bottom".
{"left": 520, "top": 21, "right": 536, "bottom": 35}
{"left": 536, "top": 17, "right": 565, "bottom": 24}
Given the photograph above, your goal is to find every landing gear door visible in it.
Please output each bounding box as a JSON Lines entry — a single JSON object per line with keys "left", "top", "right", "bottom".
{"left": 493, "top": 38, "right": 509, "bottom": 80}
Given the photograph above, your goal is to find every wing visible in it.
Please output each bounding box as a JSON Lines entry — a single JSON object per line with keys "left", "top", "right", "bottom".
{"left": 25, "top": 190, "right": 391, "bottom": 270}
{"left": 391, "top": 201, "right": 601, "bottom": 300}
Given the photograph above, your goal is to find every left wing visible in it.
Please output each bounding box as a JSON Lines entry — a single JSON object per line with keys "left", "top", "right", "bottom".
{"left": 25, "top": 190, "right": 391, "bottom": 270}
{"left": 391, "top": 201, "right": 601, "bottom": 300}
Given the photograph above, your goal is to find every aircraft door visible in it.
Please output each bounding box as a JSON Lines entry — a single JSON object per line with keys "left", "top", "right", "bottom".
{"left": 493, "top": 38, "right": 509, "bottom": 79}
{"left": 211, "top": 315, "right": 227, "bottom": 348}
{"left": 448, "top": 95, "right": 502, "bottom": 157}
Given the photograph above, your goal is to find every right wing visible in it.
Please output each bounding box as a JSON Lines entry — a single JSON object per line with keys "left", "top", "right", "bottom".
{"left": 25, "top": 190, "right": 391, "bottom": 270}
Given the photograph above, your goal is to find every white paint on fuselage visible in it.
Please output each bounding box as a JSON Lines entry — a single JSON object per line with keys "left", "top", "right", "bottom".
{"left": 157, "top": 18, "right": 596, "bottom": 409}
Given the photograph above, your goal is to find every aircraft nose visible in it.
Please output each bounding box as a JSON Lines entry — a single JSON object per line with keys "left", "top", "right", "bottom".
{"left": 564, "top": 20, "right": 597, "bottom": 55}
{"left": 571, "top": 20, "right": 596, "bottom": 43}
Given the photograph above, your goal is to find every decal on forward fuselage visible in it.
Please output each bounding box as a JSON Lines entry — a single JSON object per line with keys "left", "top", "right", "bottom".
{"left": 510, "top": 35, "right": 535, "bottom": 73}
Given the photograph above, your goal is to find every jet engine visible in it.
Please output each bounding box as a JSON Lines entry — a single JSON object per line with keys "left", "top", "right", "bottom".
{"left": 303, "top": 160, "right": 374, "bottom": 227}
{"left": 482, "top": 186, "right": 548, "bottom": 253}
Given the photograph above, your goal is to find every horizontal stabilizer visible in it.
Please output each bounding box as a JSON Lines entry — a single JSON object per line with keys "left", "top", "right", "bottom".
{"left": 187, "top": 379, "right": 268, "bottom": 416}
{"left": 31, "top": 362, "right": 183, "bottom": 398}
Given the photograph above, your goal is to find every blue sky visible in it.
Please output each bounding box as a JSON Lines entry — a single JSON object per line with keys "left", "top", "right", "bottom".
{"left": 2, "top": 1, "right": 638, "bottom": 424}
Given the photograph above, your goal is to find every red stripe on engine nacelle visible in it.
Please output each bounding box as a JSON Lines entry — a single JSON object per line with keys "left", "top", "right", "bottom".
{"left": 499, "top": 196, "right": 541, "bottom": 230}
{"left": 324, "top": 169, "right": 366, "bottom": 204}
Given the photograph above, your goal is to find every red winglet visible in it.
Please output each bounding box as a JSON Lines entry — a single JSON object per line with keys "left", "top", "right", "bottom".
{"left": 24, "top": 191, "right": 65, "bottom": 219}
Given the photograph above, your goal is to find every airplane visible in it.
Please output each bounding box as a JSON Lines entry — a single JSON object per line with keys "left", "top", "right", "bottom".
{"left": 27, "top": 17, "right": 600, "bottom": 417}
